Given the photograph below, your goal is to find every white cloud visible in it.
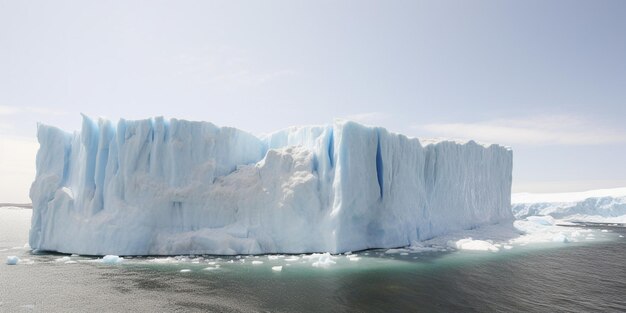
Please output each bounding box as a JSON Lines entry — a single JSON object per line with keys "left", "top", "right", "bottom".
{"left": 0, "top": 105, "right": 68, "bottom": 116}
{"left": 416, "top": 115, "right": 626, "bottom": 146}
{"left": 24, "top": 107, "right": 68, "bottom": 116}
{"left": 0, "top": 136, "right": 38, "bottom": 203}
{"left": 166, "top": 45, "right": 294, "bottom": 88}
{"left": 344, "top": 112, "right": 391, "bottom": 124}
{"left": 0, "top": 105, "right": 21, "bottom": 115}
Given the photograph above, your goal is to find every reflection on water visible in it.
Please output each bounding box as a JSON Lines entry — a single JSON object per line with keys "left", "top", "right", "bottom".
{"left": 1, "top": 208, "right": 626, "bottom": 312}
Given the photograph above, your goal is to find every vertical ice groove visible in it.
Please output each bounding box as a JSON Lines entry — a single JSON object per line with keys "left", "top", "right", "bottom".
{"left": 80, "top": 114, "right": 99, "bottom": 194}
{"left": 327, "top": 128, "right": 334, "bottom": 168}
{"left": 92, "top": 118, "right": 114, "bottom": 214}
{"left": 375, "top": 128, "right": 384, "bottom": 199}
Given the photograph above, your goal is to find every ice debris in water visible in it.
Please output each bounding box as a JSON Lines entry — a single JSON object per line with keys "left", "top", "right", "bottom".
{"left": 251, "top": 260, "right": 264, "bottom": 265}
{"left": 6, "top": 256, "right": 20, "bottom": 265}
{"left": 55, "top": 256, "right": 72, "bottom": 262}
{"left": 101, "top": 255, "right": 124, "bottom": 264}
{"left": 272, "top": 266, "right": 283, "bottom": 272}
{"left": 448, "top": 238, "right": 500, "bottom": 252}
{"left": 306, "top": 253, "right": 336, "bottom": 268}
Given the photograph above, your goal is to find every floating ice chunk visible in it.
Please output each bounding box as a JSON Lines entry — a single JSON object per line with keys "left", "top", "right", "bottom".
{"left": 71, "top": 254, "right": 79, "bottom": 257}
{"left": 601, "top": 229, "right": 609, "bottom": 233}
{"left": 203, "top": 266, "right": 218, "bottom": 271}
{"left": 307, "top": 253, "right": 336, "bottom": 268}
{"left": 101, "top": 255, "right": 124, "bottom": 264}
{"left": 180, "top": 269, "right": 191, "bottom": 273}
{"left": 252, "top": 260, "right": 263, "bottom": 265}
{"left": 272, "top": 266, "right": 283, "bottom": 272}
{"left": 6, "top": 256, "right": 20, "bottom": 265}
{"left": 503, "top": 245, "right": 513, "bottom": 250}
{"left": 399, "top": 252, "right": 409, "bottom": 256}
{"left": 55, "top": 256, "right": 72, "bottom": 262}
{"left": 385, "top": 248, "right": 410, "bottom": 254}
{"left": 150, "top": 257, "right": 176, "bottom": 264}
{"left": 65, "top": 261, "right": 78, "bottom": 264}
{"left": 449, "top": 238, "right": 499, "bottom": 252}
{"left": 346, "top": 254, "right": 360, "bottom": 261}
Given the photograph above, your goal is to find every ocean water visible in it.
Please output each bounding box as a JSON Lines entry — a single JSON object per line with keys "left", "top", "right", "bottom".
{"left": 1, "top": 207, "right": 625, "bottom": 312}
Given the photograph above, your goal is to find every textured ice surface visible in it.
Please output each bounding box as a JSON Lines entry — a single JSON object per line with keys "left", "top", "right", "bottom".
{"left": 29, "top": 116, "right": 513, "bottom": 255}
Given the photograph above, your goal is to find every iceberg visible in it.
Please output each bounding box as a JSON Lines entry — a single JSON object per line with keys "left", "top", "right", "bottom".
{"left": 29, "top": 116, "right": 513, "bottom": 255}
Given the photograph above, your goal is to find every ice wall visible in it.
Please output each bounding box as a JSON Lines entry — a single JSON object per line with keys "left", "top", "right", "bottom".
{"left": 30, "top": 116, "right": 513, "bottom": 255}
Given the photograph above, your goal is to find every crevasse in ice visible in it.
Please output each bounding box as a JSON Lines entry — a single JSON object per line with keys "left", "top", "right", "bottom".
{"left": 29, "top": 116, "right": 513, "bottom": 255}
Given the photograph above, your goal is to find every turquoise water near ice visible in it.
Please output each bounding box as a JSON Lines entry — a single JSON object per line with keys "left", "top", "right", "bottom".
{"left": 1, "top": 207, "right": 625, "bottom": 312}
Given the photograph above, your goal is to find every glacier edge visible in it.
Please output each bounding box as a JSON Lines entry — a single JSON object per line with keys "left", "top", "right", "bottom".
{"left": 29, "top": 116, "right": 513, "bottom": 255}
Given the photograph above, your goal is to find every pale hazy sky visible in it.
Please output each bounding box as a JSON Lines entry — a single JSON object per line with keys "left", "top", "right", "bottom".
{"left": 1, "top": 0, "right": 626, "bottom": 202}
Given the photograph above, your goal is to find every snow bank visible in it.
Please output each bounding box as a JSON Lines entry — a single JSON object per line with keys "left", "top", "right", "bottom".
{"left": 29, "top": 116, "right": 513, "bottom": 255}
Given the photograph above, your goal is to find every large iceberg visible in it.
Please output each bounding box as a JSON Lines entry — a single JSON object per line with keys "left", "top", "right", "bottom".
{"left": 29, "top": 116, "right": 513, "bottom": 255}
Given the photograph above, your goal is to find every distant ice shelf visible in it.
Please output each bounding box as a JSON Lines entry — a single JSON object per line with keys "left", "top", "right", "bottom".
{"left": 512, "top": 188, "right": 626, "bottom": 223}
{"left": 29, "top": 116, "right": 513, "bottom": 255}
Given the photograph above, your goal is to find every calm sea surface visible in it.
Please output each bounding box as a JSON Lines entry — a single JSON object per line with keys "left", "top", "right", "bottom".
{"left": 1, "top": 207, "right": 625, "bottom": 312}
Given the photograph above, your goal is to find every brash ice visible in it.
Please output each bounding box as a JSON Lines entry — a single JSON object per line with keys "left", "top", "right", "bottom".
{"left": 29, "top": 116, "right": 513, "bottom": 255}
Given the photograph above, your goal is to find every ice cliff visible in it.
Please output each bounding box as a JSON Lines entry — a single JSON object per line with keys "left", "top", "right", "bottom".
{"left": 29, "top": 116, "right": 513, "bottom": 255}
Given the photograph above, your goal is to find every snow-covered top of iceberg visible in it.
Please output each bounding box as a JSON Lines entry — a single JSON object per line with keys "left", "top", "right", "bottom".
{"left": 263, "top": 120, "right": 510, "bottom": 152}
{"left": 418, "top": 137, "right": 510, "bottom": 150}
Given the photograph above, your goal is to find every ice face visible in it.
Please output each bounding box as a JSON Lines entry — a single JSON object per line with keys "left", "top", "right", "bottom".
{"left": 29, "top": 116, "right": 513, "bottom": 255}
